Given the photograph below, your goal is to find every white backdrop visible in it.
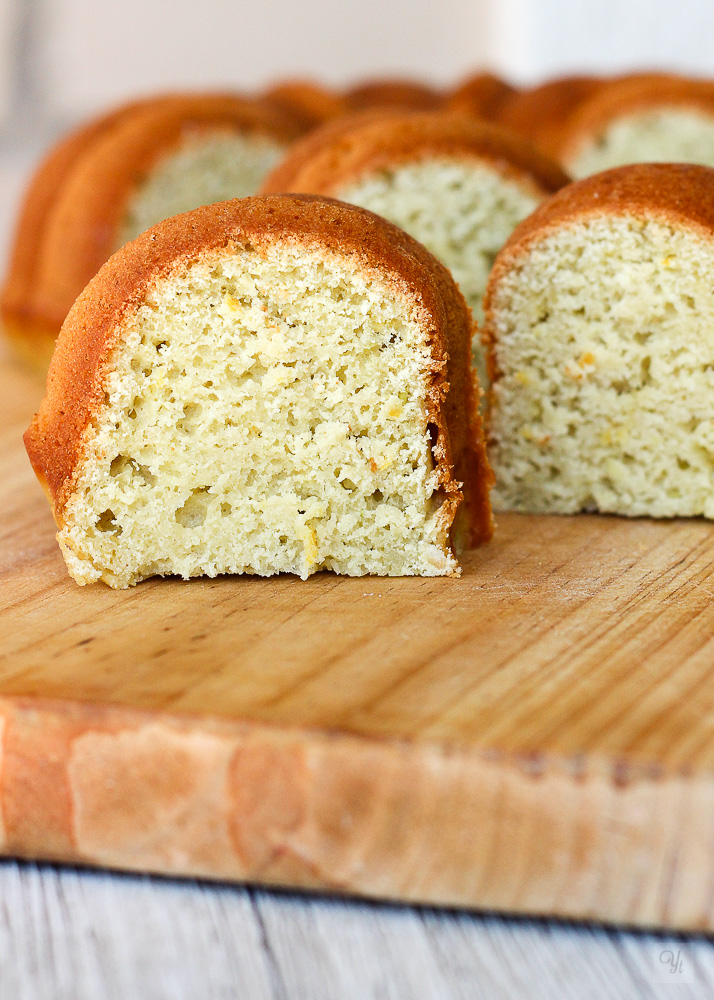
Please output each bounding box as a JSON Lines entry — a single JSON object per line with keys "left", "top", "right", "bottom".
{"left": 0, "top": 0, "right": 713, "bottom": 126}
{"left": 490, "top": 0, "right": 714, "bottom": 83}
{"left": 40, "top": 0, "right": 491, "bottom": 118}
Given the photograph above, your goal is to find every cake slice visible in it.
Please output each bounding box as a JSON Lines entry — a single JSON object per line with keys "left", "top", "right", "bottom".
{"left": 25, "top": 195, "right": 492, "bottom": 588}
{"left": 261, "top": 110, "right": 569, "bottom": 392}
{"left": 345, "top": 78, "right": 443, "bottom": 112}
{"left": 483, "top": 163, "right": 714, "bottom": 517}
{"left": 447, "top": 72, "right": 517, "bottom": 122}
{"left": 553, "top": 75, "right": 714, "bottom": 177}
{"left": 497, "top": 75, "right": 604, "bottom": 158}
{"left": 262, "top": 79, "right": 347, "bottom": 131}
{"left": 1, "top": 93, "right": 305, "bottom": 370}
{"left": 1, "top": 94, "right": 165, "bottom": 370}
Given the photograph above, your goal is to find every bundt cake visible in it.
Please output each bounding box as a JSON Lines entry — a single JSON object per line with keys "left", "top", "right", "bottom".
{"left": 447, "top": 72, "right": 517, "bottom": 122}
{"left": 261, "top": 110, "right": 569, "bottom": 392}
{"left": 483, "top": 163, "right": 714, "bottom": 517}
{"left": 1, "top": 94, "right": 157, "bottom": 369}
{"left": 498, "top": 75, "right": 604, "bottom": 158}
{"left": 1, "top": 93, "right": 305, "bottom": 369}
{"left": 345, "top": 78, "right": 443, "bottom": 112}
{"left": 262, "top": 79, "right": 348, "bottom": 131}
{"left": 553, "top": 75, "right": 714, "bottom": 177}
{"left": 25, "top": 194, "right": 492, "bottom": 588}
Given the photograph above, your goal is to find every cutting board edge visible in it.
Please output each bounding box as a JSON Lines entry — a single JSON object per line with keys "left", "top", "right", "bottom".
{"left": 1, "top": 692, "right": 713, "bottom": 932}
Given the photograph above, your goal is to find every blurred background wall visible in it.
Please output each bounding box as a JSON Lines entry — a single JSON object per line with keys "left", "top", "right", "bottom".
{"left": 0, "top": 0, "right": 712, "bottom": 135}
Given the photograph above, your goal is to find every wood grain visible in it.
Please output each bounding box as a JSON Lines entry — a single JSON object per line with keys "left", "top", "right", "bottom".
{"left": 2, "top": 350, "right": 714, "bottom": 932}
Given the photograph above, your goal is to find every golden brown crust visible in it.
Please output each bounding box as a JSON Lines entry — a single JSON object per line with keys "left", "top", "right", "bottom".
{"left": 498, "top": 76, "right": 605, "bottom": 157}
{"left": 345, "top": 78, "right": 444, "bottom": 112}
{"left": 25, "top": 194, "right": 493, "bottom": 548}
{"left": 1, "top": 95, "right": 164, "bottom": 354}
{"left": 2, "top": 93, "right": 306, "bottom": 365}
{"left": 447, "top": 72, "right": 517, "bottom": 122}
{"left": 262, "top": 80, "right": 348, "bottom": 131}
{"left": 482, "top": 163, "right": 714, "bottom": 389}
{"left": 553, "top": 75, "right": 714, "bottom": 165}
{"left": 260, "top": 110, "right": 570, "bottom": 199}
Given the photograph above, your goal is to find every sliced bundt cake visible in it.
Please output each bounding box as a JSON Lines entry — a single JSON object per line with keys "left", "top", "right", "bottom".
{"left": 553, "top": 75, "right": 714, "bottom": 177}
{"left": 447, "top": 72, "right": 517, "bottom": 122}
{"left": 498, "top": 75, "right": 604, "bottom": 158}
{"left": 25, "top": 195, "right": 492, "bottom": 588}
{"left": 484, "top": 163, "right": 714, "bottom": 517}
{"left": 1, "top": 93, "right": 305, "bottom": 369}
{"left": 262, "top": 79, "right": 348, "bottom": 131}
{"left": 261, "top": 110, "right": 569, "bottom": 391}
{"left": 344, "top": 78, "right": 443, "bottom": 112}
{"left": 1, "top": 94, "right": 158, "bottom": 369}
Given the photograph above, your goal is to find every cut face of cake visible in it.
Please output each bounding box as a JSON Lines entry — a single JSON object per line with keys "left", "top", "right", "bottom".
{"left": 116, "top": 129, "right": 286, "bottom": 246}
{"left": 1, "top": 94, "right": 305, "bottom": 370}
{"left": 484, "top": 163, "right": 714, "bottom": 517}
{"left": 25, "top": 195, "right": 492, "bottom": 588}
{"left": 261, "top": 111, "right": 569, "bottom": 395}
{"left": 555, "top": 76, "right": 714, "bottom": 178}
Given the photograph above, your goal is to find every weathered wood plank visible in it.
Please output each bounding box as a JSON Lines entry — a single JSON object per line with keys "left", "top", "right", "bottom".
{"left": 0, "top": 861, "right": 709, "bottom": 1000}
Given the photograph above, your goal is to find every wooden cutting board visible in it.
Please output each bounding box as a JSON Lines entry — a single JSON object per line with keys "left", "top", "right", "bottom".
{"left": 3, "top": 350, "right": 714, "bottom": 933}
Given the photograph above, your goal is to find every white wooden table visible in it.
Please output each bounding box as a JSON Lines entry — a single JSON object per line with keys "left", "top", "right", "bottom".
{"left": 1, "top": 859, "right": 712, "bottom": 999}
{"left": 0, "top": 142, "right": 713, "bottom": 1000}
